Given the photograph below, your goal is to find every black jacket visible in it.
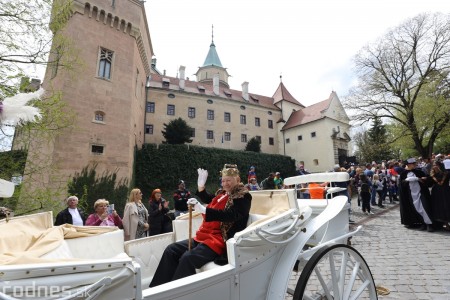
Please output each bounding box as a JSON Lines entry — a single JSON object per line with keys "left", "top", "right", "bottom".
{"left": 54, "top": 207, "right": 86, "bottom": 226}
{"left": 148, "top": 199, "right": 171, "bottom": 236}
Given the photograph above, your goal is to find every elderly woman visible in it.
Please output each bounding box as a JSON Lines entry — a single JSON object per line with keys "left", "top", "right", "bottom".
{"left": 54, "top": 195, "right": 86, "bottom": 226}
{"left": 148, "top": 189, "right": 172, "bottom": 236}
{"left": 123, "top": 188, "right": 149, "bottom": 241}
{"left": 85, "top": 199, "right": 123, "bottom": 228}
{"left": 150, "top": 164, "right": 252, "bottom": 287}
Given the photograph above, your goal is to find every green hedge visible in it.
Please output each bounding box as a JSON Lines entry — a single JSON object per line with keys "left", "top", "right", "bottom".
{"left": 135, "top": 144, "right": 296, "bottom": 207}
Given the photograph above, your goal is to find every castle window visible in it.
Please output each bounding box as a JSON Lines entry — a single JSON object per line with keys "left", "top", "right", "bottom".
{"left": 269, "top": 137, "right": 274, "bottom": 145}
{"left": 268, "top": 111, "right": 272, "bottom": 115}
{"left": 145, "top": 124, "right": 153, "bottom": 134}
{"left": 298, "top": 135, "right": 303, "bottom": 141}
{"left": 198, "top": 85, "right": 205, "bottom": 93}
{"left": 311, "top": 132, "right": 316, "bottom": 138}
{"left": 286, "top": 138, "right": 290, "bottom": 144}
{"left": 98, "top": 48, "right": 113, "bottom": 79}
{"left": 241, "top": 134, "right": 247, "bottom": 143}
{"left": 162, "top": 78, "right": 170, "bottom": 88}
{"left": 255, "top": 117, "right": 260, "bottom": 127}
{"left": 268, "top": 120, "right": 273, "bottom": 129}
{"left": 224, "top": 132, "right": 231, "bottom": 141}
{"left": 94, "top": 111, "right": 105, "bottom": 122}
{"left": 207, "top": 130, "right": 214, "bottom": 140}
{"left": 190, "top": 128, "right": 195, "bottom": 137}
{"left": 167, "top": 104, "right": 175, "bottom": 115}
{"left": 188, "top": 107, "right": 196, "bottom": 118}
{"left": 207, "top": 109, "right": 214, "bottom": 120}
{"left": 207, "top": 99, "right": 213, "bottom": 104}
{"left": 240, "top": 105, "right": 246, "bottom": 110}
{"left": 91, "top": 145, "right": 104, "bottom": 155}
{"left": 168, "top": 93, "right": 175, "bottom": 98}
{"left": 313, "top": 159, "right": 319, "bottom": 166}
{"left": 240, "top": 115, "right": 246, "bottom": 125}
{"left": 224, "top": 89, "right": 232, "bottom": 97}
{"left": 255, "top": 136, "right": 261, "bottom": 143}
{"left": 146, "top": 102, "right": 155, "bottom": 113}
{"left": 224, "top": 112, "right": 231, "bottom": 122}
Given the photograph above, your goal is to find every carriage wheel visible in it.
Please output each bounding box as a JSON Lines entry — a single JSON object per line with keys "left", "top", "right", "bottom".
{"left": 293, "top": 244, "right": 377, "bottom": 300}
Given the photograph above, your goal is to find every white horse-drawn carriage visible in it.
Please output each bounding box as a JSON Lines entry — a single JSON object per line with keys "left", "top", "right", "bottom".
{"left": 0, "top": 172, "right": 377, "bottom": 299}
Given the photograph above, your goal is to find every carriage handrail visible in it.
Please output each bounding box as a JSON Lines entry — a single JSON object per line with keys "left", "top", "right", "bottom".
{"left": 255, "top": 222, "right": 305, "bottom": 245}
{"left": 299, "top": 225, "right": 362, "bottom": 258}
{"left": 257, "top": 212, "right": 305, "bottom": 237}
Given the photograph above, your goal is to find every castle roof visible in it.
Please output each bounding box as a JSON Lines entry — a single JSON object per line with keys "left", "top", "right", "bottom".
{"left": 282, "top": 95, "right": 332, "bottom": 130}
{"left": 202, "top": 41, "right": 223, "bottom": 67}
{"left": 272, "top": 82, "right": 304, "bottom": 107}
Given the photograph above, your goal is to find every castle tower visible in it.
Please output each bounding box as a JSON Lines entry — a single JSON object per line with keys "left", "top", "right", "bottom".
{"left": 19, "top": 0, "right": 154, "bottom": 198}
{"left": 195, "top": 25, "right": 230, "bottom": 88}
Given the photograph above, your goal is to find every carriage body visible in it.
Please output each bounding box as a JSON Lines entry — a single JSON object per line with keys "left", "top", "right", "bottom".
{"left": 0, "top": 173, "right": 377, "bottom": 300}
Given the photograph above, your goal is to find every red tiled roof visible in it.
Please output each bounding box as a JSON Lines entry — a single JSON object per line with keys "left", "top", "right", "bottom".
{"left": 282, "top": 96, "right": 332, "bottom": 131}
{"left": 148, "top": 73, "right": 280, "bottom": 110}
{"left": 272, "top": 82, "right": 304, "bottom": 107}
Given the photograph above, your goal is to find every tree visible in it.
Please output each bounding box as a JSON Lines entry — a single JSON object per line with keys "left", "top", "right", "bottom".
{"left": 161, "top": 117, "right": 193, "bottom": 144}
{"left": 344, "top": 13, "right": 450, "bottom": 158}
{"left": 366, "top": 116, "right": 392, "bottom": 162}
{"left": 245, "top": 137, "right": 261, "bottom": 152}
{"left": 0, "top": 0, "right": 75, "bottom": 97}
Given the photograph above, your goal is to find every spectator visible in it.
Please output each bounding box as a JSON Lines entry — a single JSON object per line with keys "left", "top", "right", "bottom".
{"left": 245, "top": 177, "right": 261, "bottom": 191}
{"left": 123, "top": 188, "right": 149, "bottom": 241}
{"left": 54, "top": 195, "right": 86, "bottom": 226}
{"left": 149, "top": 165, "right": 251, "bottom": 287}
{"left": 309, "top": 182, "right": 328, "bottom": 199}
{"left": 274, "top": 172, "right": 284, "bottom": 189}
{"left": 173, "top": 180, "right": 191, "bottom": 218}
{"left": 260, "top": 173, "right": 276, "bottom": 190}
{"left": 359, "top": 174, "right": 374, "bottom": 215}
{"left": 429, "top": 162, "right": 450, "bottom": 231}
{"left": 148, "top": 189, "right": 172, "bottom": 236}
{"left": 247, "top": 166, "right": 257, "bottom": 184}
{"left": 297, "top": 164, "right": 310, "bottom": 176}
{"left": 372, "top": 174, "right": 385, "bottom": 208}
{"left": 85, "top": 199, "right": 123, "bottom": 228}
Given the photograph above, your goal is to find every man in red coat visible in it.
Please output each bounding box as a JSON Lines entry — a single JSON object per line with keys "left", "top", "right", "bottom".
{"left": 149, "top": 164, "right": 252, "bottom": 287}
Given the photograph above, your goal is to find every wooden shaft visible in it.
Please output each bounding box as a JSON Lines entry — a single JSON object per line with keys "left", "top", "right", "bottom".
{"left": 188, "top": 204, "right": 193, "bottom": 251}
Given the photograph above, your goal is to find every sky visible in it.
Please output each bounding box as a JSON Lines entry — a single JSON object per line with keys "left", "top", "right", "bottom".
{"left": 143, "top": 0, "right": 450, "bottom": 106}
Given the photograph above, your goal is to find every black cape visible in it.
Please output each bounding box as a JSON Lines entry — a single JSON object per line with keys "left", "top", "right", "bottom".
{"left": 399, "top": 168, "right": 432, "bottom": 226}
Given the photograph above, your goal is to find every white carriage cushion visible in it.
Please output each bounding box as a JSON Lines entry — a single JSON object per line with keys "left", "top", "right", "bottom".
{"left": 124, "top": 232, "right": 174, "bottom": 287}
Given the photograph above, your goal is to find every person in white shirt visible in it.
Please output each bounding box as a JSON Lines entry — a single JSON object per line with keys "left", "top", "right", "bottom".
{"left": 54, "top": 195, "right": 86, "bottom": 226}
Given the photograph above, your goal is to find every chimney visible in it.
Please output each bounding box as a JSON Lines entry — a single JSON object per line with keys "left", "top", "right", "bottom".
{"left": 213, "top": 73, "right": 220, "bottom": 95}
{"left": 151, "top": 58, "right": 157, "bottom": 67}
{"left": 241, "top": 81, "right": 249, "bottom": 101}
{"left": 179, "top": 65, "right": 185, "bottom": 90}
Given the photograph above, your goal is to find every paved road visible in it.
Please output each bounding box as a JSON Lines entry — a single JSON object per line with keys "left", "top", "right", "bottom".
{"left": 349, "top": 200, "right": 450, "bottom": 299}
{"left": 287, "top": 198, "right": 450, "bottom": 299}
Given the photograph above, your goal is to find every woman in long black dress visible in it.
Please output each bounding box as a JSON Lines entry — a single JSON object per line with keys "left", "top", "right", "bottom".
{"left": 429, "top": 163, "right": 450, "bottom": 231}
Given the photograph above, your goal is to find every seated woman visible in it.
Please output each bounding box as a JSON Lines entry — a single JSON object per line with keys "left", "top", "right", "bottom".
{"left": 85, "top": 199, "right": 123, "bottom": 228}
{"left": 148, "top": 188, "right": 172, "bottom": 236}
{"left": 149, "top": 164, "right": 252, "bottom": 287}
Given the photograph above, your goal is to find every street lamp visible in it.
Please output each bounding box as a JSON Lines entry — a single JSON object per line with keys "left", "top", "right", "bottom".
{"left": 144, "top": 75, "right": 151, "bottom": 142}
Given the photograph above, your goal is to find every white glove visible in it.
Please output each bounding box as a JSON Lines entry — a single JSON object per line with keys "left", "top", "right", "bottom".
{"left": 187, "top": 198, "right": 198, "bottom": 205}
{"left": 194, "top": 202, "right": 206, "bottom": 214}
{"left": 187, "top": 198, "right": 206, "bottom": 213}
{"left": 197, "top": 168, "right": 208, "bottom": 188}
{"left": 405, "top": 176, "right": 419, "bottom": 182}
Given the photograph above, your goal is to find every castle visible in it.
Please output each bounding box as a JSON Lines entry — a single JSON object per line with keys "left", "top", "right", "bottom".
{"left": 17, "top": 0, "right": 351, "bottom": 194}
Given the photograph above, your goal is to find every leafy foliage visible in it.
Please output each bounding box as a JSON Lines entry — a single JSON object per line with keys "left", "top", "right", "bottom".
{"left": 67, "top": 164, "right": 129, "bottom": 216}
{"left": 345, "top": 13, "right": 450, "bottom": 157}
{"left": 135, "top": 144, "right": 296, "bottom": 206}
{"left": 245, "top": 137, "right": 261, "bottom": 152}
{"left": 0, "top": 0, "right": 75, "bottom": 97}
{"left": 161, "top": 117, "right": 193, "bottom": 144}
